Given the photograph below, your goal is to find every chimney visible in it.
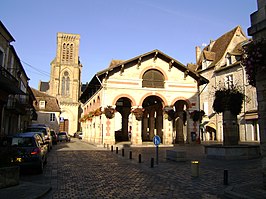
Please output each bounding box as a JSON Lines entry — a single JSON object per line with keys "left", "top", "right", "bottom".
{"left": 195, "top": 46, "right": 201, "bottom": 63}
{"left": 209, "top": 40, "right": 215, "bottom": 51}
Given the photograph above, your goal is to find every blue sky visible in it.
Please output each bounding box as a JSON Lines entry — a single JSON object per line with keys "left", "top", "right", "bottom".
{"left": 1, "top": 0, "right": 257, "bottom": 89}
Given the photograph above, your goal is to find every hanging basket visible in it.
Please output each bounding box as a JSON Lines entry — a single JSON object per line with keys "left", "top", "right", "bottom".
{"left": 104, "top": 106, "right": 116, "bottom": 119}
{"left": 131, "top": 108, "right": 144, "bottom": 121}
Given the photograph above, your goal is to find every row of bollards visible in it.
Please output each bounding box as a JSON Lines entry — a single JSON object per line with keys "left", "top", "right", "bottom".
{"left": 105, "top": 144, "right": 229, "bottom": 185}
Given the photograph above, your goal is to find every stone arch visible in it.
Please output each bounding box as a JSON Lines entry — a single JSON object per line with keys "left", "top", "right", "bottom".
{"left": 141, "top": 95, "right": 164, "bottom": 142}
{"left": 139, "top": 92, "right": 167, "bottom": 107}
{"left": 112, "top": 94, "right": 136, "bottom": 106}
{"left": 139, "top": 66, "right": 169, "bottom": 80}
{"left": 60, "top": 108, "right": 74, "bottom": 133}
{"left": 114, "top": 97, "right": 133, "bottom": 142}
{"left": 171, "top": 97, "right": 192, "bottom": 108}
{"left": 171, "top": 99, "right": 190, "bottom": 144}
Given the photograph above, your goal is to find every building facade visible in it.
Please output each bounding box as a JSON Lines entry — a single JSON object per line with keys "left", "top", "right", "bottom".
{"left": 48, "top": 33, "right": 82, "bottom": 136}
{"left": 31, "top": 88, "right": 61, "bottom": 133}
{"left": 79, "top": 50, "right": 208, "bottom": 146}
{"left": 248, "top": 0, "right": 266, "bottom": 189}
{"left": 0, "top": 21, "right": 36, "bottom": 137}
{"left": 195, "top": 26, "right": 259, "bottom": 143}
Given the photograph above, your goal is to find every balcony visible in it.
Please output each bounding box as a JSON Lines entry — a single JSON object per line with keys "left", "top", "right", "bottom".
{"left": 0, "top": 66, "right": 24, "bottom": 95}
{"left": 6, "top": 97, "right": 27, "bottom": 114}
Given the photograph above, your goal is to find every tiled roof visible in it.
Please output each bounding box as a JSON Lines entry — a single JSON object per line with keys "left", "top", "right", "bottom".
{"left": 31, "top": 88, "right": 60, "bottom": 112}
{"left": 197, "top": 26, "right": 246, "bottom": 70}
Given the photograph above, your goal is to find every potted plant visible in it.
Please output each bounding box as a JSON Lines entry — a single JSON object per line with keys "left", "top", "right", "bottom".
{"left": 242, "top": 39, "right": 266, "bottom": 87}
{"left": 131, "top": 108, "right": 144, "bottom": 121}
{"left": 104, "top": 106, "right": 116, "bottom": 119}
{"left": 189, "top": 110, "right": 205, "bottom": 122}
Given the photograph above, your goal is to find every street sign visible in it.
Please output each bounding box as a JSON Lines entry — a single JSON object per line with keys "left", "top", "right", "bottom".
{"left": 153, "top": 135, "right": 161, "bottom": 146}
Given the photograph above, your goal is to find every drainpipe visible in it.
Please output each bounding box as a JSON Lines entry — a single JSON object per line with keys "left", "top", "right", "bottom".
{"left": 240, "top": 62, "right": 247, "bottom": 141}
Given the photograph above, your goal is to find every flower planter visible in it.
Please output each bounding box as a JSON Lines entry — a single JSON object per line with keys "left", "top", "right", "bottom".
{"left": 0, "top": 166, "right": 20, "bottom": 189}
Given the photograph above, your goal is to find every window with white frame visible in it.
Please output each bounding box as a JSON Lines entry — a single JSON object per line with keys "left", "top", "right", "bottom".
{"left": 39, "top": 101, "right": 45, "bottom": 109}
{"left": 225, "top": 74, "right": 233, "bottom": 89}
{"left": 50, "top": 113, "right": 56, "bottom": 122}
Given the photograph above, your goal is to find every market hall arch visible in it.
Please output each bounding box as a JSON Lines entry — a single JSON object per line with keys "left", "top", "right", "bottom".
{"left": 172, "top": 99, "right": 190, "bottom": 144}
{"left": 142, "top": 95, "right": 164, "bottom": 142}
{"left": 114, "top": 97, "right": 132, "bottom": 142}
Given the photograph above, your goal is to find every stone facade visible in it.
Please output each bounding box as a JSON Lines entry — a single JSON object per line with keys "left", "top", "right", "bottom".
{"left": 79, "top": 50, "right": 208, "bottom": 146}
{"left": 196, "top": 26, "right": 259, "bottom": 143}
{"left": 48, "top": 33, "right": 82, "bottom": 136}
{"left": 248, "top": 0, "right": 266, "bottom": 189}
{"left": 0, "top": 21, "right": 35, "bottom": 137}
{"left": 31, "top": 88, "right": 61, "bottom": 133}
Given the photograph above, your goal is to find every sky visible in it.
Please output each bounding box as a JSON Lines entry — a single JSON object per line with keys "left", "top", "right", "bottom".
{"left": 1, "top": 0, "right": 257, "bottom": 89}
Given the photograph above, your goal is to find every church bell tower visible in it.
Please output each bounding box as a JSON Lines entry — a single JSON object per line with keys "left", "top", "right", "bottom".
{"left": 49, "top": 32, "right": 82, "bottom": 135}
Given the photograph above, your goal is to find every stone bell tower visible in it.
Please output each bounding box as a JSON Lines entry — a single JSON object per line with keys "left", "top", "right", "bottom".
{"left": 49, "top": 32, "right": 82, "bottom": 135}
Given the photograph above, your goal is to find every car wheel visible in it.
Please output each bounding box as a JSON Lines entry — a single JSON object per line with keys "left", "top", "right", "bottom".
{"left": 44, "top": 156, "right": 47, "bottom": 165}
{"left": 38, "top": 162, "right": 44, "bottom": 174}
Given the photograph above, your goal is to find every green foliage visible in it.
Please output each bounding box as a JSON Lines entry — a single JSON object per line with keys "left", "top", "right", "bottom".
{"left": 213, "top": 84, "right": 245, "bottom": 115}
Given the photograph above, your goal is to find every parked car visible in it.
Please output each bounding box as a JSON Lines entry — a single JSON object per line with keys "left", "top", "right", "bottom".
{"left": 8, "top": 132, "right": 48, "bottom": 173}
{"left": 50, "top": 130, "right": 58, "bottom": 145}
{"left": 25, "top": 124, "right": 52, "bottom": 151}
{"left": 78, "top": 132, "right": 83, "bottom": 139}
{"left": 58, "top": 132, "right": 71, "bottom": 142}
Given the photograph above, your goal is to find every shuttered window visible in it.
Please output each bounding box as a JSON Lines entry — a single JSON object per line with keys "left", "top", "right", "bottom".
{"left": 142, "top": 69, "right": 164, "bottom": 88}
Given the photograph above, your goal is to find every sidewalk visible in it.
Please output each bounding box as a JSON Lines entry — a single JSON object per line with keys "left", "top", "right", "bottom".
{"left": 0, "top": 181, "right": 51, "bottom": 199}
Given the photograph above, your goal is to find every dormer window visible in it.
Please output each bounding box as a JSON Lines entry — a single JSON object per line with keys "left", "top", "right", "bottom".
{"left": 39, "top": 100, "right": 46, "bottom": 109}
{"left": 227, "top": 55, "right": 232, "bottom": 66}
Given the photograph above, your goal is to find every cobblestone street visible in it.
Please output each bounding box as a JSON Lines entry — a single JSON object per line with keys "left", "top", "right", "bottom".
{"left": 22, "top": 139, "right": 262, "bottom": 199}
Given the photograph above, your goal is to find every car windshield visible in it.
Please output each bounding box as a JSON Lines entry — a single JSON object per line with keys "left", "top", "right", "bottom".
{"left": 11, "top": 137, "right": 34, "bottom": 147}
{"left": 58, "top": 132, "right": 66, "bottom": 136}
{"left": 26, "top": 128, "right": 47, "bottom": 135}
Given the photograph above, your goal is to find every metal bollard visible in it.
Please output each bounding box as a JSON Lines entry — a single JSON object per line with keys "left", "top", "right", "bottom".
{"left": 122, "top": 149, "right": 124, "bottom": 157}
{"left": 116, "top": 147, "right": 118, "bottom": 154}
{"left": 191, "top": 161, "right": 199, "bottom": 177}
{"left": 107, "top": 144, "right": 109, "bottom": 149}
{"left": 151, "top": 158, "right": 154, "bottom": 168}
{"left": 111, "top": 145, "right": 113, "bottom": 152}
{"left": 224, "top": 169, "right": 228, "bottom": 185}
{"left": 138, "top": 154, "right": 142, "bottom": 163}
{"left": 129, "top": 151, "right": 132, "bottom": 159}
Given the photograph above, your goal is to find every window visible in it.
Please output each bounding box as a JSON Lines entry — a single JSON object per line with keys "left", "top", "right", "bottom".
{"left": 50, "top": 113, "right": 56, "bottom": 122}
{"left": 225, "top": 74, "right": 233, "bottom": 89}
{"left": 0, "top": 49, "right": 4, "bottom": 67}
{"left": 226, "top": 56, "right": 232, "bottom": 66}
{"left": 39, "top": 101, "right": 45, "bottom": 109}
{"left": 61, "top": 71, "right": 70, "bottom": 96}
{"left": 142, "top": 69, "right": 164, "bottom": 88}
{"left": 203, "top": 102, "right": 208, "bottom": 116}
{"left": 62, "top": 42, "right": 74, "bottom": 62}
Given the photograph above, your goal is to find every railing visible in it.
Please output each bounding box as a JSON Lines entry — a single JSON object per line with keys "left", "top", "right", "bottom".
{"left": 0, "top": 66, "right": 18, "bottom": 83}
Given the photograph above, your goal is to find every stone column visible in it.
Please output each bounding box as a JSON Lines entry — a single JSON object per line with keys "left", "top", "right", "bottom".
{"left": 131, "top": 113, "right": 142, "bottom": 145}
{"left": 163, "top": 113, "right": 173, "bottom": 144}
{"left": 222, "top": 110, "right": 238, "bottom": 146}
{"left": 103, "top": 116, "right": 115, "bottom": 145}
{"left": 248, "top": 0, "right": 266, "bottom": 189}
{"left": 175, "top": 111, "right": 184, "bottom": 144}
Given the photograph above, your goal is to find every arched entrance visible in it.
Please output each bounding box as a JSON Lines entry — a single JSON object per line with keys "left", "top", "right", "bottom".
{"left": 142, "top": 96, "right": 164, "bottom": 142}
{"left": 115, "top": 97, "right": 132, "bottom": 142}
{"left": 172, "top": 100, "right": 189, "bottom": 144}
